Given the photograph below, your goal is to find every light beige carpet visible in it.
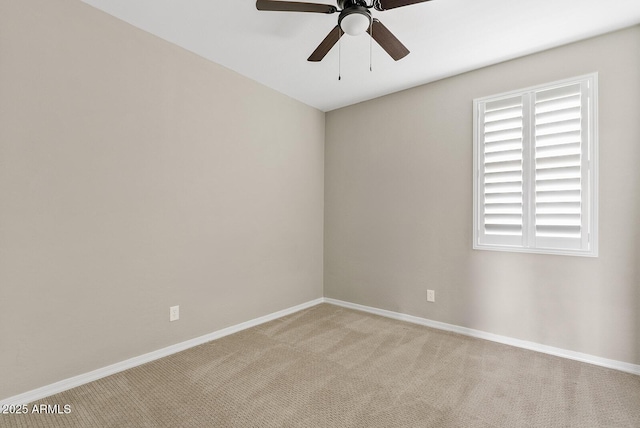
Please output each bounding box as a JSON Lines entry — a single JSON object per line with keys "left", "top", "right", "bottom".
{"left": 2, "top": 303, "right": 639, "bottom": 427}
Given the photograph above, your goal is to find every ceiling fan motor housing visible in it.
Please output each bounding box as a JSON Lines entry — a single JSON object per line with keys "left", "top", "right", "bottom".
{"left": 337, "top": 0, "right": 369, "bottom": 8}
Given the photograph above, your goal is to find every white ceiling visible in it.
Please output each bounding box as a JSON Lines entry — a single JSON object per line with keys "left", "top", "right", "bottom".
{"left": 81, "top": 0, "right": 640, "bottom": 112}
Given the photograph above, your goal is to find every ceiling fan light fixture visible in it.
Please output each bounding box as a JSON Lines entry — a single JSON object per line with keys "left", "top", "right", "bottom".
{"left": 339, "top": 9, "right": 371, "bottom": 36}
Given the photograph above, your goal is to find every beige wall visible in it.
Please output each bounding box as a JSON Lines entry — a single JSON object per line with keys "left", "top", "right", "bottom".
{"left": 325, "top": 26, "right": 640, "bottom": 365}
{"left": 0, "top": 0, "right": 324, "bottom": 399}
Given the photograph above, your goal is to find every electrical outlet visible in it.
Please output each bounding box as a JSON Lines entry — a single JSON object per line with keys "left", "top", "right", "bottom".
{"left": 169, "top": 305, "right": 179, "bottom": 321}
{"left": 427, "top": 290, "right": 435, "bottom": 303}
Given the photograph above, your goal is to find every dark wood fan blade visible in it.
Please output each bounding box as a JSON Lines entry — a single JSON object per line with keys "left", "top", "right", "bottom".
{"left": 256, "top": 0, "right": 337, "bottom": 13}
{"left": 374, "top": 0, "right": 432, "bottom": 11}
{"left": 367, "top": 19, "right": 409, "bottom": 61}
{"left": 308, "top": 26, "right": 343, "bottom": 62}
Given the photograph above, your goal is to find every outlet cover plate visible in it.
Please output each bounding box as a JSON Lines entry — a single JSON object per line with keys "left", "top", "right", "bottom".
{"left": 427, "top": 290, "right": 435, "bottom": 303}
{"left": 170, "top": 305, "right": 179, "bottom": 321}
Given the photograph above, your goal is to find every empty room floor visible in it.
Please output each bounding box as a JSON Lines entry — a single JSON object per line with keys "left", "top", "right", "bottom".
{"left": 2, "top": 304, "right": 639, "bottom": 427}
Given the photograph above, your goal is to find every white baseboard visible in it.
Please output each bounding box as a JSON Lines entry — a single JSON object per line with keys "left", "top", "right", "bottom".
{"left": 0, "top": 298, "right": 324, "bottom": 407}
{"left": 324, "top": 298, "right": 640, "bottom": 376}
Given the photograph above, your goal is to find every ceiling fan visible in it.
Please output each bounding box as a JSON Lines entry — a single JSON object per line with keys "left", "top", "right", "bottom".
{"left": 256, "top": 0, "right": 432, "bottom": 62}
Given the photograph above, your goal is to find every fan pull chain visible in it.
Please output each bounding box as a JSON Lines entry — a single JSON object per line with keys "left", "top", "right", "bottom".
{"left": 369, "top": 20, "right": 373, "bottom": 72}
{"left": 338, "top": 27, "right": 342, "bottom": 81}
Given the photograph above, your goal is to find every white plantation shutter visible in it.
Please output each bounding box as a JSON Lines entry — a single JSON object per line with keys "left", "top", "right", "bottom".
{"left": 477, "top": 95, "right": 526, "bottom": 247}
{"left": 474, "top": 74, "right": 597, "bottom": 256}
{"left": 533, "top": 83, "right": 587, "bottom": 250}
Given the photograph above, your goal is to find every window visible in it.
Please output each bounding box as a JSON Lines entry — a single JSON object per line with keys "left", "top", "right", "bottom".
{"left": 473, "top": 74, "right": 598, "bottom": 256}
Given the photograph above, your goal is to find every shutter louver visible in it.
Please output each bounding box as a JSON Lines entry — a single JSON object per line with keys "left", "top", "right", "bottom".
{"left": 534, "top": 83, "right": 584, "bottom": 249}
{"left": 479, "top": 95, "right": 525, "bottom": 246}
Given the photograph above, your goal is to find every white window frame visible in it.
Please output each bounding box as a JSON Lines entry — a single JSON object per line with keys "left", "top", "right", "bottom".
{"left": 473, "top": 73, "right": 598, "bottom": 257}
